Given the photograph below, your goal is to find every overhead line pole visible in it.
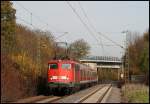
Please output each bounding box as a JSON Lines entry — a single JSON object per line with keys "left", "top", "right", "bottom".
{"left": 121, "top": 30, "right": 130, "bottom": 96}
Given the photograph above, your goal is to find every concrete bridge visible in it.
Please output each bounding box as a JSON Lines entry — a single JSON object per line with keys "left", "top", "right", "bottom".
{"left": 80, "top": 56, "right": 124, "bottom": 81}
{"left": 79, "top": 56, "right": 122, "bottom": 70}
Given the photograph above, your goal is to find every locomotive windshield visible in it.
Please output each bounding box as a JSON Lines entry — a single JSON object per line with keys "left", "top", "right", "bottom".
{"left": 49, "top": 63, "right": 58, "bottom": 69}
{"left": 61, "top": 64, "right": 71, "bottom": 69}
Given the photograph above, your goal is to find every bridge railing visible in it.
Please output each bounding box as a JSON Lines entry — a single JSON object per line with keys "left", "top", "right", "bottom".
{"left": 80, "top": 56, "right": 122, "bottom": 62}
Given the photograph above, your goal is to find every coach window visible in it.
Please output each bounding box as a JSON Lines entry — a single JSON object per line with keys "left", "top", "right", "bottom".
{"left": 80, "top": 70, "right": 82, "bottom": 80}
{"left": 49, "top": 63, "right": 58, "bottom": 69}
{"left": 83, "top": 70, "right": 85, "bottom": 79}
{"left": 62, "top": 64, "right": 71, "bottom": 69}
{"left": 93, "top": 72, "right": 94, "bottom": 77}
{"left": 75, "top": 64, "right": 80, "bottom": 71}
{"left": 85, "top": 71, "right": 87, "bottom": 79}
{"left": 89, "top": 72, "right": 91, "bottom": 80}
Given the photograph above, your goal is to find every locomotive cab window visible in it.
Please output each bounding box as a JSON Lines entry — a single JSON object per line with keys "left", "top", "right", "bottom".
{"left": 48, "top": 63, "right": 58, "bottom": 69}
{"left": 62, "top": 64, "right": 71, "bottom": 69}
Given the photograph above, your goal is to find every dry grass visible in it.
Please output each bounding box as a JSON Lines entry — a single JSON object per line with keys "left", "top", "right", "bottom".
{"left": 121, "top": 83, "right": 149, "bottom": 103}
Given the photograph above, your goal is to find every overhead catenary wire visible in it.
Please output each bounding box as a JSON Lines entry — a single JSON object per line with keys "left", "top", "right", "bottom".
{"left": 66, "top": 1, "right": 108, "bottom": 56}
{"left": 16, "top": 16, "right": 67, "bottom": 42}
{"left": 16, "top": 17, "right": 32, "bottom": 27}
{"left": 15, "top": 1, "right": 123, "bottom": 48}
{"left": 16, "top": 17, "right": 48, "bottom": 33}
{"left": 91, "top": 43, "right": 121, "bottom": 46}
{"left": 15, "top": 1, "right": 31, "bottom": 13}
{"left": 98, "top": 32, "right": 124, "bottom": 49}
{"left": 78, "top": 1, "right": 105, "bottom": 55}
{"left": 15, "top": 1, "right": 70, "bottom": 43}
{"left": 14, "top": 2, "right": 48, "bottom": 29}
{"left": 14, "top": 2, "right": 70, "bottom": 68}
{"left": 15, "top": 1, "right": 125, "bottom": 58}
{"left": 14, "top": 1, "right": 66, "bottom": 33}
{"left": 77, "top": 1, "right": 125, "bottom": 49}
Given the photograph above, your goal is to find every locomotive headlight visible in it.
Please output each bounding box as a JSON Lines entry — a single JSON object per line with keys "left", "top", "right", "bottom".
{"left": 50, "top": 76, "right": 57, "bottom": 80}
{"left": 50, "top": 76, "right": 69, "bottom": 80}
{"left": 60, "top": 76, "right": 69, "bottom": 80}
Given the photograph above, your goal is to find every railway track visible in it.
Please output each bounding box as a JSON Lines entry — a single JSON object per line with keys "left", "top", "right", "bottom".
{"left": 13, "top": 84, "right": 112, "bottom": 103}
{"left": 13, "top": 95, "right": 62, "bottom": 103}
{"left": 74, "top": 84, "right": 112, "bottom": 103}
{"left": 35, "top": 96, "right": 62, "bottom": 103}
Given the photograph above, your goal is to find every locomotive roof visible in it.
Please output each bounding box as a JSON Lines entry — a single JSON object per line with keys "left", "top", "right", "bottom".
{"left": 48, "top": 59, "right": 77, "bottom": 63}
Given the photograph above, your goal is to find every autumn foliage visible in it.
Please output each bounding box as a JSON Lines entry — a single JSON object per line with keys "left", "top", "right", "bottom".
{"left": 127, "top": 30, "right": 149, "bottom": 85}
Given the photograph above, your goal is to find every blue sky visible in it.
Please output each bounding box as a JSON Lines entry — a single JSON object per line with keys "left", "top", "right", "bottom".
{"left": 12, "top": 1, "right": 149, "bottom": 58}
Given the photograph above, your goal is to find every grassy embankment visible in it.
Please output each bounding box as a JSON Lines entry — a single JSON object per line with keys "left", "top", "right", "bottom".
{"left": 121, "top": 83, "right": 149, "bottom": 103}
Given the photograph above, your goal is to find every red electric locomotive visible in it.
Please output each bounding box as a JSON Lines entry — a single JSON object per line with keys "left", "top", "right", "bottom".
{"left": 47, "top": 59, "right": 98, "bottom": 94}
